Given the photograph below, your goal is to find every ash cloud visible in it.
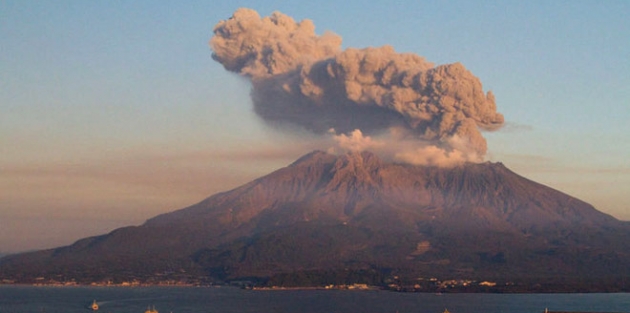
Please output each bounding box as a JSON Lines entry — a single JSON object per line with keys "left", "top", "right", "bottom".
{"left": 210, "top": 8, "right": 504, "bottom": 166}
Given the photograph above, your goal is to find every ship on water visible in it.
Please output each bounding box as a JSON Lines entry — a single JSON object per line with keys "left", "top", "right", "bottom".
{"left": 90, "top": 300, "right": 98, "bottom": 311}
{"left": 145, "top": 305, "right": 158, "bottom": 313}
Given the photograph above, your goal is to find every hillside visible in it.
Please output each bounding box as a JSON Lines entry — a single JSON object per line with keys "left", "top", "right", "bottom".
{"left": 1, "top": 151, "right": 629, "bottom": 291}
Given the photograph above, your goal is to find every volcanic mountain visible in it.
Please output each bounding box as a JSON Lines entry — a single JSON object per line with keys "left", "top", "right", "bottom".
{"left": 2, "top": 151, "right": 629, "bottom": 290}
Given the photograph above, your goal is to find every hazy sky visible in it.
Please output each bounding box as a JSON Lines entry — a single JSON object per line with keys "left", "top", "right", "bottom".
{"left": 1, "top": 1, "right": 629, "bottom": 253}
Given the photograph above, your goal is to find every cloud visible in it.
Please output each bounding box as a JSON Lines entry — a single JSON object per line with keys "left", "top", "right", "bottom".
{"left": 210, "top": 8, "right": 504, "bottom": 166}
{"left": 328, "top": 129, "right": 384, "bottom": 153}
{"left": 394, "top": 145, "right": 468, "bottom": 168}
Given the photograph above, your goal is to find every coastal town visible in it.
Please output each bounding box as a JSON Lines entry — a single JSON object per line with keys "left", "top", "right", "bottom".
{"left": 1, "top": 274, "right": 507, "bottom": 293}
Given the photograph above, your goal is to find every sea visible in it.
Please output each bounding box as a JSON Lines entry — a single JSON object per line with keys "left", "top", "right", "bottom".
{"left": 0, "top": 285, "right": 629, "bottom": 313}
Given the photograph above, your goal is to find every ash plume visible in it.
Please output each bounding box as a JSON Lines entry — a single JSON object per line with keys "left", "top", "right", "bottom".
{"left": 210, "top": 8, "right": 504, "bottom": 166}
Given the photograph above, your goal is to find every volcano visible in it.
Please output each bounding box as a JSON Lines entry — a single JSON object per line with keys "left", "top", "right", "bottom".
{"left": 1, "top": 151, "right": 629, "bottom": 291}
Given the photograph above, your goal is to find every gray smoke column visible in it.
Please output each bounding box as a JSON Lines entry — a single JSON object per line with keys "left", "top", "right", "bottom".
{"left": 210, "top": 8, "right": 504, "bottom": 165}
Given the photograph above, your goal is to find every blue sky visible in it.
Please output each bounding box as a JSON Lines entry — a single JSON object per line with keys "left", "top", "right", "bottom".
{"left": 1, "top": 1, "right": 629, "bottom": 253}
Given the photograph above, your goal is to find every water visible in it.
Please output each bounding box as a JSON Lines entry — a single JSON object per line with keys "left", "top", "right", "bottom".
{"left": 0, "top": 285, "right": 629, "bottom": 313}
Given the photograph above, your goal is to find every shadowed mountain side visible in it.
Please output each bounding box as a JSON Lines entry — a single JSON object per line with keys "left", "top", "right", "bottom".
{"left": 1, "top": 151, "right": 629, "bottom": 287}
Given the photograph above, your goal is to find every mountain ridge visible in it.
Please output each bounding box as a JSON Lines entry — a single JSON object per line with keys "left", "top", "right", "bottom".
{"left": 1, "top": 150, "right": 628, "bottom": 290}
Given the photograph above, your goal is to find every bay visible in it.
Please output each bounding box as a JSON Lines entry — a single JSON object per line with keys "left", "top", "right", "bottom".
{"left": 0, "top": 286, "right": 629, "bottom": 313}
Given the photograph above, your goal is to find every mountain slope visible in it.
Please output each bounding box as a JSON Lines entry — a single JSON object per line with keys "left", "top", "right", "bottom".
{"left": 1, "top": 151, "right": 628, "bottom": 288}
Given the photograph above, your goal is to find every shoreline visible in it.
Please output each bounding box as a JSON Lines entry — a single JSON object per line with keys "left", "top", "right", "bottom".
{"left": 2, "top": 283, "right": 630, "bottom": 294}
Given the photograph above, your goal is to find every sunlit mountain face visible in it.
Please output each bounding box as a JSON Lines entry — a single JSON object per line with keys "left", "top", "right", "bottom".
{"left": 1, "top": 151, "right": 629, "bottom": 291}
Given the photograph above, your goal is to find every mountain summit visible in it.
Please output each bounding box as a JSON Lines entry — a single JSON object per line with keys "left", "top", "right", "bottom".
{"left": 1, "top": 151, "right": 629, "bottom": 290}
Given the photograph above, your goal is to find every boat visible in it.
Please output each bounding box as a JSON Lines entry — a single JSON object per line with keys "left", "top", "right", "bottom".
{"left": 145, "top": 305, "right": 158, "bottom": 313}
{"left": 90, "top": 300, "right": 99, "bottom": 311}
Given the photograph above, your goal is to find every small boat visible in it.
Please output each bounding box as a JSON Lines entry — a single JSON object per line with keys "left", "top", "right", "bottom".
{"left": 90, "top": 300, "right": 99, "bottom": 311}
{"left": 145, "top": 305, "right": 158, "bottom": 313}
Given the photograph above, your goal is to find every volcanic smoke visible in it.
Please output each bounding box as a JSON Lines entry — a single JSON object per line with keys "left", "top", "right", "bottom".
{"left": 210, "top": 8, "right": 504, "bottom": 166}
